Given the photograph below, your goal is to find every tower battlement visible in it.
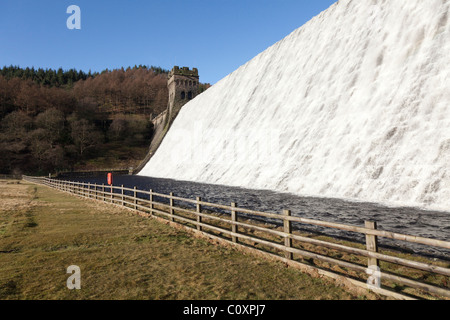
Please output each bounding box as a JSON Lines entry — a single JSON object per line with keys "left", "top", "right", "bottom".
{"left": 169, "top": 66, "right": 199, "bottom": 78}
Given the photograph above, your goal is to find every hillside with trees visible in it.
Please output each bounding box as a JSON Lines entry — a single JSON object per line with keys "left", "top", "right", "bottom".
{"left": 0, "top": 65, "right": 194, "bottom": 175}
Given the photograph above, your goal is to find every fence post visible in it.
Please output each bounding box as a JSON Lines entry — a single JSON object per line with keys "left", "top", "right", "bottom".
{"left": 283, "top": 209, "right": 293, "bottom": 260}
{"left": 170, "top": 192, "right": 174, "bottom": 222}
{"left": 88, "top": 182, "right": 91, "bottom": 198}
{"left": 110, "top": 185, "right": 113, "bottom": 203}
{"left": 231, "top": 202, "right": 238, "bottom": 243}
{"left": 94, "top": 183, "right": 98, "bottom": 200}
{"left": 196, "top": 197, "right": 202, "bottom": 231}
{"left": 121, "top": 185, "right": 124, "bottom": 206}
{"left": 102, "top": 184, "right": 105, "bottom": 202}
{"left": 134, "top": 187, "right": 137, "bottom": 210}
{"left": 365, "top": 221, "right": 379, "bottom": 268}
{"left": 149, "top": 189, "right": 153, "bottom": 216}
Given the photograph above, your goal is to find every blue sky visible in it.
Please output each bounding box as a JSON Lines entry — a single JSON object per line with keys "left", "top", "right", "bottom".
{"left": 0, "top": 0, "right": 337, "bottom": 84}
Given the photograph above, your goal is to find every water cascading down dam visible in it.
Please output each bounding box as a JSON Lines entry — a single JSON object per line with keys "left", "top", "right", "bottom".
{"left": 139, "top": 0, "right": 450, "bottom": 213}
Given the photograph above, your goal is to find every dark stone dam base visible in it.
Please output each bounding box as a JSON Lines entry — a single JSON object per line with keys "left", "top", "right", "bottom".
{"left": 59, "top": 174, "right": 450, "bottom": 260}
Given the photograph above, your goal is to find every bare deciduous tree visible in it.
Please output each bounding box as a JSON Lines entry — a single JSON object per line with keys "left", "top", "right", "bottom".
{"left": 69, "top": 115, "right": 103, "bottom": 157}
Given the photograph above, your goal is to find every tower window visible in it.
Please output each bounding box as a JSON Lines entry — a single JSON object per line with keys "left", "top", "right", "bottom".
{"left": 181, "top": 91, "right": 186, "bottom": 99}
{"left": 188, "top": 91, "right": 193, "bottom": 100}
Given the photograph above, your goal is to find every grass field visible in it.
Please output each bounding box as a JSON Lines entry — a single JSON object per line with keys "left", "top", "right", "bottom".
{"left": 0, "top": 180, "right": 380, "bottom": 300}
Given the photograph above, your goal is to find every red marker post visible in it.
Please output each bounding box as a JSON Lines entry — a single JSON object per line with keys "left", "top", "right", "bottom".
{"left": 107, "top": 173, "right": 113, "bottom": 203}
{"left": 107, "top": 173, "right": 113, "bottom": 185}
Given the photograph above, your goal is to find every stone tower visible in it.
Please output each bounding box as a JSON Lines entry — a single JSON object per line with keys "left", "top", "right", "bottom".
{"left": 167, "top": 66, "right": 199, "bottom": 121}
{"left": 133, "top": 66, "right": 200, "bottom": 174}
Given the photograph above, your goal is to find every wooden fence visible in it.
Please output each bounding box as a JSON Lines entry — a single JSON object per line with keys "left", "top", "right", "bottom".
{"left": 0, "top": 174, "right": 22, "bottom": 180}
{"left": 22, "top": 175, "right": 450, "bottom": 300}
{"left": 55, "top": 169, "right": 131, "bottom": 178}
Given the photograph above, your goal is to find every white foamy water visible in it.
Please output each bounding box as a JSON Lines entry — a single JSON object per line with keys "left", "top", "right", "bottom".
{"left": 140, "top": 0, "right": 450, "bottom": 212}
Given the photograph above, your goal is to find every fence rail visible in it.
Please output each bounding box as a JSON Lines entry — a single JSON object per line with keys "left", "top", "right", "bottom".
{"left": 0, "top": 174, "right": 22, "bottom": 180}
{"left": 22, "top": 175, "right": 450, "bottom": 300}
